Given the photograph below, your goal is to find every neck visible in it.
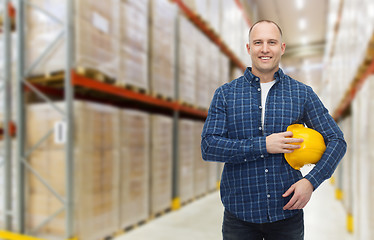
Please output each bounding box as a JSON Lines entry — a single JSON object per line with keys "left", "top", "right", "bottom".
{"left": 259, "top": 75, "right": 275, "bottom": 83}
{"left": 252, "top": 67, "right": 279, "bottom": 83}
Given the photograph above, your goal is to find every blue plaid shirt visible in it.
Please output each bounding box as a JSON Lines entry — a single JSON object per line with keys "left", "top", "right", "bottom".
{"left": 201, "top": 67, "right": 346, "bottom": 223}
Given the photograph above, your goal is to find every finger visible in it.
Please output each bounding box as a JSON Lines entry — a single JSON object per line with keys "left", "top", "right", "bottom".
{"left": 283, "top": 196, "right": 297, "bottom": 210}
{"left": 292, "top": 200, "right": 303, "bottom": 210}
{"left": 284, "top": 144, "right": 301, "bottom": 150}
{"left": 283, "top": 185, "right": 295, "bottom": 197}
{"left": 282, "top": 131, "right": 294, "bottom": 137}
{"left": 285, "top": 138, "right": 304, "bottom": 143}
{"left": 287, "top": 201, "right": 298, "bottom": 210}
{"left": 283, "top": 149, "right": 294, "bottom": 154}
{"left": 299, "top": 201, "right": 308, "bottom": 209}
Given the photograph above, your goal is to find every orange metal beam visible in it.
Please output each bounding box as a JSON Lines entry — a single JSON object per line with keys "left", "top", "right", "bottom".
{"left": 71, "top": 70, "right": 208, "bottom": 118}
{"left": 8, "top": 2, "right": 16, "bottom": 18}
{"left": 71, "top": 71, "right": 178, "bottom": 110}
{"left": 0, "top": 121, "right": 16, "bottom": 138}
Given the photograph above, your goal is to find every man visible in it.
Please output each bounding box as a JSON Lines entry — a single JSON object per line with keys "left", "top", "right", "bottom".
{"left": 201, "top": 20, "right": 346, "bottom": 240}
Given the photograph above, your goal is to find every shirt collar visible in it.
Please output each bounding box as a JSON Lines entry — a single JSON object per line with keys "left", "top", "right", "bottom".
{"left": 244, "top": 67, "right": 285, "bottom": 84}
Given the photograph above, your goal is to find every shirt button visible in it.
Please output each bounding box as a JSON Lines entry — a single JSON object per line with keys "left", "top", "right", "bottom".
{"left": 265, "top": 169, "right": 268, "bottom": 173}
{"left": 261, "top": 155, "right": 264, "bottom": 158}
{"left": 244, "top": 159, "right": 247, "bottom": 162}
{"left": 267, "top": 194, "right": 271, "bottom": 198}
{"left": 259, "top": 106, "right": 262, "bottom": 109}
{"left": 257, "top": 88, "right": 261, "bottom": 91}
{"left": 259, "top": 127, "right": 262, "bottom": 131}
{"left": 255, "top": 78, "right": 259, "bottom": 81}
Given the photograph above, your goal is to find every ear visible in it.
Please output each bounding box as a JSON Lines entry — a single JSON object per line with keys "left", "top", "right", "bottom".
{"left": 281, "top": 42, "right": 286, "bottom": 56}
{"left": 246, "top": 43, "right": 251, "bottom": 55}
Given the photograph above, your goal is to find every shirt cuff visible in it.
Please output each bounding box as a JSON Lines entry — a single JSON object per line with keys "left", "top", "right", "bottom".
{"left": 304, "top": 172, "right": 323, "bottom": 190}
{"left": 242, "top": 136, "right": 269, "bottom": 160}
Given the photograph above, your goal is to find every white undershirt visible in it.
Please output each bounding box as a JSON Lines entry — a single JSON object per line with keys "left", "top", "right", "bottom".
{"left": 260, "top": 80, "right": 276, "bottom": 128}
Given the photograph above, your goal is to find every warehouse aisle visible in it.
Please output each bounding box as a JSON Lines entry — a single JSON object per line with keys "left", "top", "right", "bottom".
{"left": 115, "top": 180, "right": 353, "bottom": 240}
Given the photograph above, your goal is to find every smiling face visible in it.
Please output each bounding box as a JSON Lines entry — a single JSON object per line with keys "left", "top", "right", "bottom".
{"left": 246, "top": 21, "right": 286, "bottom": 82}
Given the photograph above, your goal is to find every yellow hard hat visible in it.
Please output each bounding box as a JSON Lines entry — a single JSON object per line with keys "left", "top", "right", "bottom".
{"left": 284, "top": 124, "right": 326, "bottom": 170}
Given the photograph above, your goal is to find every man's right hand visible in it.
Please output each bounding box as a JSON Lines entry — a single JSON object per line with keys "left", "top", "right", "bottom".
{"left": 266, "top": 131, "right": 303, "bottom": 154}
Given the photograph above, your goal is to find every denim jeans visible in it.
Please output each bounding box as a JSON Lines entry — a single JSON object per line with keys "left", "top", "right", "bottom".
{"left": 222, "top": 209, "right": 304, "bottom": 240}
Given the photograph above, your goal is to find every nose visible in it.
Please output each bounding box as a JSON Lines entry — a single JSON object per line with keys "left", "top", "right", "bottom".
{"left": 261, "top": 43, "right": 269, "bottom": 53}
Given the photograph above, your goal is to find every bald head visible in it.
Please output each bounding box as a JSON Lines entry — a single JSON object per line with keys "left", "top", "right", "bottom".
{"left": 248, "top": 20, "right": 283, "bottom": 43}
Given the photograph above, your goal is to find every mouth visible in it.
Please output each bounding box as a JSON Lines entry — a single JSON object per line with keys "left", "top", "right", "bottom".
{"left": 259, "top": 56, "right": 272, "bottom": 61}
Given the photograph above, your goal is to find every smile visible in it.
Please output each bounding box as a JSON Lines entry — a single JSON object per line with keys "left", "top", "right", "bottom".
{"left": 260, "top": 57, "right": 271, "bottom": 60}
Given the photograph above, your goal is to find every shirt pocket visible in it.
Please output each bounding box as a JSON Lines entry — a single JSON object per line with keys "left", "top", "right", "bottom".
{"left": 273, "top": 96, "right": 304, "bottom": 126}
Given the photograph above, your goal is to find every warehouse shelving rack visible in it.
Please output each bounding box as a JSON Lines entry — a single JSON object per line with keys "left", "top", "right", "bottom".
{"left": 326, "top": 0, "right": 374, "bottom": 234}
{"left": 332, "top": 42, "right": 374, "bottom": 120}
{"left": 0, "top": 0, "right": 250, "bottom": 239}
{"left": 1, "top": 0, "right": 15, "bottom": 234}
{"left": 172, "top": 0, "right": 247, "bottom": 71}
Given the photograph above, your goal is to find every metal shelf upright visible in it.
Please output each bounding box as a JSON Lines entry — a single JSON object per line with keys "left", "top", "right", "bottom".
{"left": 1, "top": 0, "right": 14, "bottom": 232}
{"left": 14, "top": 0, "right": 75, "bottom": 239}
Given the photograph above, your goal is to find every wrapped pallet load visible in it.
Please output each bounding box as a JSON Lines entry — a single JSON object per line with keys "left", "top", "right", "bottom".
{"left": 150, "top": 115, "right": 173, "bottom": 215}
{"left": 194, "top": 121, "right": 208, "bottom": 197}
{"left": 220, "top": 53, "right": 230, "bottom": 86}
{"left": 178, "top": 16, "right": 196, "bottom": 105}
{"left": 26, "top": 101, "right": 120, "bottom": 240}
{"left": 178, "top": 119, "right": 195, "bottom": 204}
{"left": 118, "top": 0, "right": 149, "bottom": 90}
{"left": 195, "top": 30, "right": 211, "bottom": 110}
{"left": 119, "top": 109, "right": 149, "bottom": 229}
{"left": 209, "top": 43, "right": 221, "bottom": 103}
{"left": 150, "top": 0, "right": 177, "bottom": 99}
{"left": 26, "top": 0, "right": 119, "bottom": 79}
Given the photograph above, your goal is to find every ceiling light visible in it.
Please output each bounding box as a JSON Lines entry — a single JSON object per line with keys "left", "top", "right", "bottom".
{"left": 296, "top": 0, "right": 304, "bottom": 10}
{"left": 299, "top": 19, "right": 307, "bottom": 30}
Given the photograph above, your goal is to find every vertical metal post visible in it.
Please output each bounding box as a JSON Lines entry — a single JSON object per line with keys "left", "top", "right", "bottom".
{"left": 3, "top": 0, "right": 13, "bottom": 231}
{"left": 171, "top": 10, "right": 180, "bottom": 210}
{"left": 16, "top": 0, "right": 25, "bottom": 233}
{"left": 65, "top": 0, "right": 74, "bottom": 238}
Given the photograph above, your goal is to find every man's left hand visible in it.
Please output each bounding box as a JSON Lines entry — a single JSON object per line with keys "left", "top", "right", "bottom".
{"left": 282, "top": 178, "right": 314, "bottom": 210}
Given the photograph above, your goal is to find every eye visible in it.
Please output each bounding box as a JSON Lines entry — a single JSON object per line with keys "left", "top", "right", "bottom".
{"left": 254, "top": 41, "right": 261, "bottom": 45}
{"left": 269, "top": 41, "right": 277, "bottom": 45}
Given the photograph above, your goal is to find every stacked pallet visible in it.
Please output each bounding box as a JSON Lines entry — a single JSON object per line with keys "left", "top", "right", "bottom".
{"left": 178, "top": 119, "right": 195, "bottom": 204}
{"left": 208, "top": 160, "right": 220, "bottom": 191}
{"left": 221, "top": 0, "right": 247, "bottom": 62}
{"left": 206, "top": 0, "right": 221, "bottom": 34}
{"left": 26, "top": 0, "right": 119, "bottom": 79}
{"left": 150, "top": 115, "right": 173, "bottom": 215}
{"left": 119, "top": 109, "right": 149, "bottom": 229}
{"left": 117, "top": 0, "right": 149, "bottom": 90}
{"left": 220, "top": 53, "right": 230, "bottom": 86}
{"left": 337, "top": 116, "right": 353, "bottom": 222}
{"left": 195, "top": 30, "right": 211, "bottom": 109}
{"left": 181, "top": 0, "right": 221, "bottom": 35}
{"left": 349, "top": 75, "right": 374, "bottom": 238}
{"left": 26, "top": 102, "right": 119, "bottom": 240}
{"left": 209, "top": 44, "right": 221, "bottom": 103}
{"left": 24, "top": 100, "right": 223, "bottom": 238}
{"left": 178, "top": 16, "right": 197, "bottom": 105}
{"left": 194, "top": 121, "right": 208, "bottom": 197}
{"left": 150, "top": 0, "right": 177, "bottom": 99}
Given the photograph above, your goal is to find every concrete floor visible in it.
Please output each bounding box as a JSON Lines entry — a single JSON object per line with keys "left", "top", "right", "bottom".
{"left": 115, "top": 181, "right": 353, "bottom": 240}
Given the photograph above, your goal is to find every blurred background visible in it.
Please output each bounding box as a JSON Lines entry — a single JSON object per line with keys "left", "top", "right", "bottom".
{"left": 0, "top": 0, "right": 373, "bottom": 239}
